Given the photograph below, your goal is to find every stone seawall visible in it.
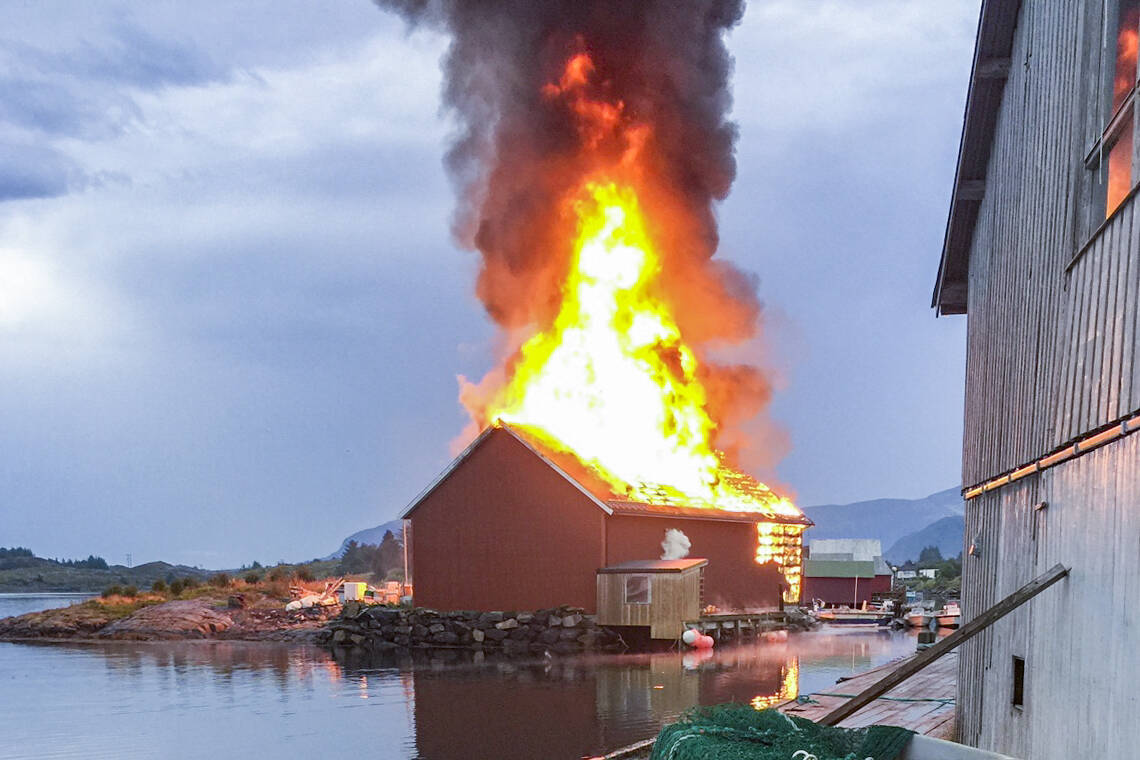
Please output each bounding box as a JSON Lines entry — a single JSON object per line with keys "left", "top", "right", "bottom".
{"left": 319, "top": 603, "right": 624, "bottom": 654}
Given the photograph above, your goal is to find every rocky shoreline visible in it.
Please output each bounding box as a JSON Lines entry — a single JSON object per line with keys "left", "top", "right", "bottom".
{"left": 0, "top": 595, "right": 338, "bottom": 643}
{"left": 318, "top": 603, "right": 625, "bottom": 654}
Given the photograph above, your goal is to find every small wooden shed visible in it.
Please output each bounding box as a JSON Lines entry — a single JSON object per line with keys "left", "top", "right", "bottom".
{"left": 596, "top": 558, "right": 707, "bottom": 640}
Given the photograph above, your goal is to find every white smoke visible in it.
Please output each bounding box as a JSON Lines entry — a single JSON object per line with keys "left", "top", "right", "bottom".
{"left": 661, "top": 529, "right": 691, "bottom": 560}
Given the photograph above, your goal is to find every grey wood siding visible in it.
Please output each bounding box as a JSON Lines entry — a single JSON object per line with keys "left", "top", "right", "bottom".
{"left": 959, "top": 432, "right": 1140, "bottom": 759}
{"left": 962, "top": 0, "right": 1140, "bottom": 487}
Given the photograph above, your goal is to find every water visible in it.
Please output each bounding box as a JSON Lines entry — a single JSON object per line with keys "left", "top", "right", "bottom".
{"left": 0, "top": 599, "right": 920, "bottom": 760}
{"left": 0, "top": 593, "right": 96, "bottom": 618}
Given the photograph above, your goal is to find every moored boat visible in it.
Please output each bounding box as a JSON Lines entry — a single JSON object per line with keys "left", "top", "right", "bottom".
{"left": 812, "top": 600, "right": 892, "bottom": 626}
{"left": 934, "top": 601, "right": 961, "bottom": 629}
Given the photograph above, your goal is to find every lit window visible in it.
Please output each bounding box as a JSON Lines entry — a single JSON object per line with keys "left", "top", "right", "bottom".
{"left": 1105, "top": 1, "right": 1140, "bottom": 217}
{"left": 624, "top": 574, "right": 650, "bottom": 605}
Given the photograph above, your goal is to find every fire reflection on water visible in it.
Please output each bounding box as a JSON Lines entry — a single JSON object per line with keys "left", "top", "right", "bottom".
{"left": 2, "top": 630, "right": 917, "bottom": 760}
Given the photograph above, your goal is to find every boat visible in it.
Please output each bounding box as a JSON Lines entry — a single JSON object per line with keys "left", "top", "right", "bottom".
{"left": 904, "top": 607, "right": 927, "bottom": 628}
{"left": 934, "top": 602, "right": 961, "bottom": 629}
{"left": 812, "top": 600, "right": 892, "bottom": 626}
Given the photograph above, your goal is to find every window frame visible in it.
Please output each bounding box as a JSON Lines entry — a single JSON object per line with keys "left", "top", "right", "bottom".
{"left": 1083, "top": 0, "right": 1140, "bottom": 234}
{"left": 623, "top": 574, "right": 651, "bottom": 605}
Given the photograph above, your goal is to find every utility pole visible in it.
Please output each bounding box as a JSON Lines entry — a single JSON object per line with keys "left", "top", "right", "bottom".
{"left": 126, "top": 553, "right": 132, "bottom": 568}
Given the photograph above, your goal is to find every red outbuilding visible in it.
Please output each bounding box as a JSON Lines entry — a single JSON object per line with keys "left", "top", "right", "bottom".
{"left": 401, "top": 424, "right": 811, "bottom": 614}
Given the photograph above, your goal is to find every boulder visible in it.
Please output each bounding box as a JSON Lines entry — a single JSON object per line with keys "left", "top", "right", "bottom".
{"left": 561, "top": 614, "right": 583, "bottom": 628}
{"left": 483, "top": 628, "right": 509, "bottom": 642}
{"left": 411, "top": 624, "right": 429, "bottom": 639}
{"left": 516, "top": 612, "right": 534, "bottom": 624}
{"left": 539, "top": 629, "right": 561, "bottom": 645}
{"left": 495, "top": 618, "right": 519, "bottom": 630}
{"left": 98, "top": 600, "right": 234, "bottom": 640}
{"left": 549, "top": 615, "right": 562, "bottom": 627}
{"left": 430, "top": 631, "right": 460, "bottom": 645}
{"left": 428, "top": 623, "right": 446, "bottom": 634}
{"left": 471, "top": 629, "right": 485, "bottom": 643}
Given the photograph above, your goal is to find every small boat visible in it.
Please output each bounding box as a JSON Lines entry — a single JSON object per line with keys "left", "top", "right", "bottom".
{"left": 934, "top": 602, "right": 961, "bottom": 629}
{"left": 812, "top": 600, "right": 892, "bottom": 626}
{"left": 904, "top": 607, "right": 927, "bottom": 628}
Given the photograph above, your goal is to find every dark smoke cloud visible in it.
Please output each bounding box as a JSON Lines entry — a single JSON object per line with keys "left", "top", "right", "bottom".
{"left": 374, "top": 0, "right": 757, "bottom": 340}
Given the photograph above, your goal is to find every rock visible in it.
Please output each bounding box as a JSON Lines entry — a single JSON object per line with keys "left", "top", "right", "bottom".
{"left": 411, "top": 624, "right": 429, "bottom": 639}
{"left": 393, "top": 625, "right": 413, "bottom": 635}
{"left": 483, "top": 628, "right": 509, "bottom": 642}
{"left": 98, "top": 600, "right": 235, "bottom": 640}
{"left": 561, "top": 613, "right": 583, "bottom": 628}
{"left": 343, "top": 601, "right": 362, "bottom": 618}
{"left": 539, "top": 629, "right": 561, "bottom": 645}
{"left": 549, "top": 615, "right": 562, "bottom": 627}
{"left": 478, "top": 611, "right": 504, "bottom": 626}
{"left": 428, "top": 623, "right": 446, "bottom": 634}
{"left": 472, "top": 629, "right": 485, "bottom": 643}
{"left": 516, "top": 612, "right": 534, "bottom": 624}
{"left": 227, "top": 594, "right": 246, "bottom": 609}
{"left": 430, "top": 631, "right": 460, "bottom": 645}
{"left": 495, "top": 618, "right": 519, "bottom": 630}
{"left": 332, "top": 629, "right": 348, "bottom": 644}
{"left": 559, "top": 628, "right": 581, "bottom": 641}
{"left": 350, "top": 634, "right": 366, "bottom": 645}
{"left": 577, "top": 630, "right": 600, "bottom": 648}
{"left": 508, "top": 627, "right": 532, "bottom": 640}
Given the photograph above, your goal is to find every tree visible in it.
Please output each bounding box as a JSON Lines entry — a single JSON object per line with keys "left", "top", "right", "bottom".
{"left": 918, "top": 545, "right": 944, "bottom": 566}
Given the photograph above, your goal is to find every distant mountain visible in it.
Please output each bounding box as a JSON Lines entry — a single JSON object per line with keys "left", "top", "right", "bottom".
{"left": 326, "top": 519, "right": 404, "bottom": 559}
{"left": 884, "top": 515, "right": 966, "bottom": 565}
{"left": 802, "top": 487, "right": 963, "bottom": 555}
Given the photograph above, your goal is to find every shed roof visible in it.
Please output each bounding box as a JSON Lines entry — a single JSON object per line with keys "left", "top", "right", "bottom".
{"left": 932, "top": 0, "right": 1021, "bottom": 315}
{"left": 401, "top": 423, "right": 811, "bottom": 527}
{"left": 804, "top": 559, "right": 877, "bottom": 579}
{"left": 597, "top": 558, "right": 709, "bottom": 574}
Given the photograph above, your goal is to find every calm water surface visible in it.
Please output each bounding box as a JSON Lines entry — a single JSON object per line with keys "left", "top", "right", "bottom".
{"left": 0, "top": 593, "right": 96, "bottom": 618}
{"left": 0, "top": 597, "right": 920, "bottom": 760}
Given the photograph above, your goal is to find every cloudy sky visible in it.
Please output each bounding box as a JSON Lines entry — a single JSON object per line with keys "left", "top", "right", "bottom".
{"left": 1, "top": 1, "right": 978, "bottom": 568}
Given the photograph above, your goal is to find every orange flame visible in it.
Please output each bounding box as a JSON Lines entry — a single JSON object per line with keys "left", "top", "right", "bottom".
{"left": 463, "top": 51, "right": 805, "bottom": 597}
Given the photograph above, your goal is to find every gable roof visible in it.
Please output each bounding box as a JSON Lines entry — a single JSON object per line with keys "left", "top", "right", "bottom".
{"left": 932, "top": 0, "right": 1022, "bottom": 315}
{"left": 401, "top": 423, "right": 811, "bottom": 526}
{"left": 804, "top": 559, "right": 877, "bottom": 579}
{"left": 400, "top": 424, "right": 613, "bottom": 519}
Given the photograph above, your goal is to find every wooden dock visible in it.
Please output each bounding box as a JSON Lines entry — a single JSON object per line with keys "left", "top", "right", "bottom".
{"left": 682, "top": 611, "right": 786, "bottom": 640}
{"left": 776, "top": 651, "right": 958, "bottom": 740}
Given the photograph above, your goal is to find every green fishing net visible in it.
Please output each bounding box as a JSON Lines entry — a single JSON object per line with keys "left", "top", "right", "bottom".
{"left": 650, "top": 704, "right": 914, "bottom": 760}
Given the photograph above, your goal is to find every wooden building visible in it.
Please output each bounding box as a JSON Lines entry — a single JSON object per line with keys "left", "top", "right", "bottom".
{"left": 933, "top": 2, "right": 1140, "bottom": 757}
{"left": 595, "top": 559, "right": 707, "bottom": 640}
{"left": 401, "top": 424, "right": 810, "bottom": 614}
{"left": 802, "top": 559, "right": 892, "bottom": 607}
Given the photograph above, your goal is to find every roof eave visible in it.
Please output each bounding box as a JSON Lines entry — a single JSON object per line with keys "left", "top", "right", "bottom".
{"left": 933, "top": 0, "right": 1022, "bottom": 316}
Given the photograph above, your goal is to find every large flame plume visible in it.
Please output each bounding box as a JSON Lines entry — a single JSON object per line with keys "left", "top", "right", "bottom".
{"left": 376, "top": 0, "right": 805, "bottom": 598}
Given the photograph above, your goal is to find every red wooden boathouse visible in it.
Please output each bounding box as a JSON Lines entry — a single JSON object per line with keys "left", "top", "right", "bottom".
{"left": 401, "top": 424, "right": 811, "bottom": 613}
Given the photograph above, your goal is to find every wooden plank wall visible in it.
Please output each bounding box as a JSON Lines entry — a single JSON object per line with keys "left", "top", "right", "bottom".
{"left": 959, "top": 433, "right": 1140, "bottom": 759}
{"left": 963, "top": 0, "right": 1140, "bottom": 488}
{"left": 959, "top": 2, "right": 1140, "bottom": 756}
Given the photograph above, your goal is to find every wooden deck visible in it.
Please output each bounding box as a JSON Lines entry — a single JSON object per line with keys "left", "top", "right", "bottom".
{"left": 776, "top": 651, "right": 958, "bottom": 740}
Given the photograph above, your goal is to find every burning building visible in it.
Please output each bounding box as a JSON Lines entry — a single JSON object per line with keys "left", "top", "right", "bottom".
{"left": 402, "top": 424, "right": 809, "bottom": 614}
{"left": 379, "top": 0, "right": 807, "bottom": 613}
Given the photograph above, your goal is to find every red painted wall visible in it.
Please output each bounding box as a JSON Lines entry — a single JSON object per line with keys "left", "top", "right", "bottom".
{"left": 604, "top": 515, "right": 784, "bottom": 610}
{"left": 408, "top": 428, "right": 607, "bottom": 612}
{"left": 803, "top": 574, "right": 892, "bottom": 606}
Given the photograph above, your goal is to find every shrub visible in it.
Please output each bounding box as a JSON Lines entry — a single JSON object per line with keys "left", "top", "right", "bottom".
{"left": 121, "top": 585, "right": 138, "bottom": 598}
{"left": 294, "top": 566, "right": 314, "bottom": 582}
{"left": 267, "top": 566, "right": 288, "bottom": 582}
{"left": 168, "top": 578, "right": 185, "bottom": 596}
{"left": 243, "top": 572, "right": 261, "bottom": 584}
{"left": 151, "top": 580, "right": 167, "bottom": 593}
{"left": 209, "top": 573, "right": 231, "bottom": 588}
{"left": 102, "top": 585, "right": 123, "bottom": 598}
{"left": 181, "top": 576, "right": 199, "bottom": 589}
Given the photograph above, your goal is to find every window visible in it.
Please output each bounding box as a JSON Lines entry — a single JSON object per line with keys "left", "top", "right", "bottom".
{"left": 1012, "top": 656, "right": 1026, "bottom": 708}
{"left": 1088, "top": 0, "right": 1140, "bottom": 223}
{"left": 624, "top": 574, "right": 650, "bottom": 605}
